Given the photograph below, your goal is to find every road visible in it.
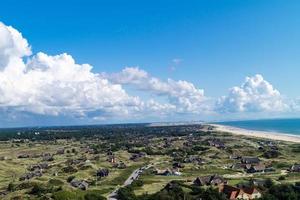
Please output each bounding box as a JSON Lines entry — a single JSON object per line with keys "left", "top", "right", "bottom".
{"left": 107, "top": 164, "right": 152, "bottom": 200}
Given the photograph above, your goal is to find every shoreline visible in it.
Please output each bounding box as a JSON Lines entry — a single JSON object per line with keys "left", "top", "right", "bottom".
{"left": 210, "top": 124, "right": 300, "bottom": 143}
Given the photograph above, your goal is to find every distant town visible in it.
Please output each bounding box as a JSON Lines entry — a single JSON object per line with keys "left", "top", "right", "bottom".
{"left": 0, "top": 123, "right": 299, "bottom": 199}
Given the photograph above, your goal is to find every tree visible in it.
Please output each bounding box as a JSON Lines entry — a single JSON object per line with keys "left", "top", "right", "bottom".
{"left": 264, "top": 178, "right": 274, "bottom": 188}
{"left": 262, "top": 184, "right": 300, "bottom": 200}
{"left": 84, "top": 193, "right": 106, "bottom": 200}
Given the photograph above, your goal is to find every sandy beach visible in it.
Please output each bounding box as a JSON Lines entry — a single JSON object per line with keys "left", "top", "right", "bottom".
{"left": 211, "top": 124, "right": 300, "bottom": 143}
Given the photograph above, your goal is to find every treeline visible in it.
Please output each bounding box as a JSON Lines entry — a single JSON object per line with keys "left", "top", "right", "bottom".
{"left": 0, "top": 124, "right": 205, "bottom": 141}
{"left": 117, "top": 180, "right": 300, "bottom": 200}
{"left": 117, "top": 180, "right": 227, "bottom": 200}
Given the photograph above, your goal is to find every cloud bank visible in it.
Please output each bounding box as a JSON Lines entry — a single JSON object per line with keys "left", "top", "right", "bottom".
{"left": 105, "top": 67, "right": 209, "bottom": 114}
{"left": 0, "top": 22, "right": 209, "bottom": 124}
{"left": 0, "top": 22, "right": 143, "bottom": 120}
{"left": 0, "top": 22, "right": 295, "bottom": 125}
{"left": 216, "top": 74, "right": 288, "bottom": 113}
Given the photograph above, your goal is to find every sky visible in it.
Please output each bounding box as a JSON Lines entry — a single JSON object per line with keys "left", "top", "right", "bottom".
{"left": 0, "top": 0, "right": 300, "bottom": 127}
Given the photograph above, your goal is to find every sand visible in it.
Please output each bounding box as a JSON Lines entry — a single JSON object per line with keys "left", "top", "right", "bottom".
{"left": 210, "top": 124, "right": 300, "bottom": 143}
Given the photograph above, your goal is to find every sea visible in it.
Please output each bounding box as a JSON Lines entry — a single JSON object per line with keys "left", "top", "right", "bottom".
{"left": 216, "top": 118, "right": 300, "bottom": 136}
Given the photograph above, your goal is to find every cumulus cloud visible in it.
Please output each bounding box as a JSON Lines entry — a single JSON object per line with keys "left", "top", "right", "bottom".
{"left": 1, "top": 21, "right": 294, "bottom": 125}
{"left": 0, "top": 22, "right": 210, "bottom": 124}
{"left": 216, "top": 74, "right": 288, "bottom": 113}
{"left": 0, "top": 22, "right": 144, "bottom": 120}
{"left": 105, "top": 67, "right": 210, "bottom": 114}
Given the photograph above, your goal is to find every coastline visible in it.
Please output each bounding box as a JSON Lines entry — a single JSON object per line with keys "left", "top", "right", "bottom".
{"left": 210, "top": 124, "right": 300, "bottom": 143}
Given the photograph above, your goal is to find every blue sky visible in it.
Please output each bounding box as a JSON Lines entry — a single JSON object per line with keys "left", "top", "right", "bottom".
{"left": 0, "top": 0, "right": 300, "bottom": 126}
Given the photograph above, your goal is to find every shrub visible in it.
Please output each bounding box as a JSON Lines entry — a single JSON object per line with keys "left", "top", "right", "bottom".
{"left": 49, "top": 179, "right": 64, "bottom": 186}
{"left": 7, "top": 182, "right": 15, "bottom": 191}
{"left": 29, "top": 184, "right": 52, "bottom": 196}
{"left": 84, "top": 193, "right": 106, "bottom": 200}
{"left": 67, "top": 175, "right": 75, "bottom": 182}
{"left": 131, "top": 179, "right": 144, "bottom": 188}
{"left": 62, "top": 166, "right": 78, "bottom": 173}
{"left": 53, "top": 190, "right": 81, "bottom": 200}
{"left": 262, "top": 184, "right": 300, "bottom": 200}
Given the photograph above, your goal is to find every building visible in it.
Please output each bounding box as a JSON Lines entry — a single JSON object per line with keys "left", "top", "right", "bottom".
{"left": 241, "top": 157, "right": 260, "bottom": 164}
{"left": 247, "top": 164, "right": 266, "bottom": 173}
{"left": 208, "top": 140, "right": 225, "bottom": 149}
{"left": 219, "top": 185, "right": 261, "bottom": 200}
{"left": 193, "top": 175, "right": 227, "bottom": 186}
{"left": 70, "top": 179, "right": 89, "bottom": 190}
{"left": 289, "top": 164, "right": 300, "bottom": 172}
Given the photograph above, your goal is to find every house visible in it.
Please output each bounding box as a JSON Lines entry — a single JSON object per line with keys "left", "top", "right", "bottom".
{"left": 263, "top": 150, "right": 280, "bottom": 159}
{"left": 107, "top": 155, "right": 116, "bottom": 163}
{"left": 242, "top": 187, "right": 262, "bottom": 199}
{"left": 17, "top": 154, "right": 30, "bottom": 159}
{"left": 56, "top": 148, "right": 65, "bottom": 155}
{"left": 241, "top": 157, "right": 260, "bottom": 164}
{"left": 42, "top": 155, "right": 54, "bottom": 161}
{"left": 173, "top": 162, "right": 185, "bottom": 168}
{"left": 193, "top": 175, "right": 227, "bottom": 186}
{"left": 19, "top": 170, "right": 42, "bottom": 181}
{"left": 96, "top": 168, "right": 109, "bottom": 178}
{"left": 289, "top": 164, "right": 300, "bottom": 172}
{"left": 67, "top": 159, "right": 82, "bottom": 166}
{"left": 208, "top": 140, "right": 225, "bottom": 149}
{"left": 113, "top": 161, "right": 127, "bottom": 169}
{"left": 155, "top": 168, "right": 172, "bottom": 176}
{"left": 42, "top": 153, "right": 54, "bottom": 161}
{"left": 219, "top": 185, "right": 261, "bottom": 200}
{"left": 247, "top": 164, "right": 266, "bottom": 173}
{"left": 130, "top": 152, "right": 147, "bottom": 161}
{"left": 28, "top": 163, "right": 49, "bottom": 171}
{"left": 70, "top": 179, "right": 89, "bottom": 190}
{"left": 231, "top": 163, "right": 247, "bottom": 170}
{"left": 184, "top": 156, "right": 205, "bottom": 165}
{"left": 155, "top": 168, "right": 181, "bottom": 176}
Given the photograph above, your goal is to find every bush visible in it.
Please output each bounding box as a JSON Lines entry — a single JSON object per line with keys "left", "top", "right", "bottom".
{"left": 53, "top": 190, "right": 81, "bottom": 200}
{"left": 117, "top": 186, "right": 136, "bottom": 200}
{"left": 263, "top": 150, "right": 280, "bottom": 159}
{"left": 16, "top": 181, "right": 36, "bottom": 190}
{"left": 262, "top": 184, "right": 300, "bottom": 200}
{"left": 49, "top": 179, "right": 64, "bottom": 186}
{"left": 62, "top": 166, "right": 78, "bottom": 173}
{"left": 84, "top": 193, "right": 106, "bottom": 200}
{"left": 67, "top": 175, "right": 75, "bottom": 182}
{"left": 264, "top": 178, "right": 274, "bottom": 188}
{"left": 29, "top": 184, "right": 52, "bottom": 196}
{"left": 131, "top": 179, "right": 144, "bottom": 188}
{"left": 7, "top": 182, "right": 15, "bottom": 192}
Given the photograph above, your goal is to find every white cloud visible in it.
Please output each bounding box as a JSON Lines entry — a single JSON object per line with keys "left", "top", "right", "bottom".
{"left": 0, "top": 22, "right": 144, "bottom": 120}
{"left": 0, "top": 22, "right": 31, "bottom": 70}
{"left": 216, "top": 74, "right": 288, "bottom": 113}
{"left": 106, "top": 67, "right": 210, "bottom": 114}
{"left": 0, "top": 21, "right": 295, "bottom": 125}
{"left": 0, "top": 22, "right": 208, "bottom": 124}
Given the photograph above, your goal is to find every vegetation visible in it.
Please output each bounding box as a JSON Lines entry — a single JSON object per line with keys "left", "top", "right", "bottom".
{"left": 0, "top": 123, "right": 299, "bottom": 199}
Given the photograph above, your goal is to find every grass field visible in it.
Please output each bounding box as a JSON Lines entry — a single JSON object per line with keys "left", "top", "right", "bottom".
{"left": 0, "top": 127, "right": 299, "bottom": 199}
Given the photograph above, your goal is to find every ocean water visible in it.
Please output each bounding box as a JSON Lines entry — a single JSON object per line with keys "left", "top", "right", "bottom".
{"left": 217, "top": 118, "right": 300, "bottom": 136}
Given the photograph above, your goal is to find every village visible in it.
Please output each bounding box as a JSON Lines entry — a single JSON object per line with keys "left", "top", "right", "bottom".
{"left": 0, "top": 124, "right": 299, "bottom": 199}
